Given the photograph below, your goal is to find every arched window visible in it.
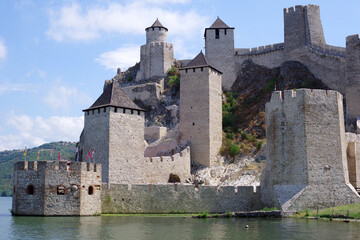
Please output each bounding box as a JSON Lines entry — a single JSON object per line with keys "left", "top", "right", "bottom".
{"left": 26, "top": 185, "right": 35, "bottom": 195}
{"left": 88, "top": 186, "right": 94, "bottom": 195}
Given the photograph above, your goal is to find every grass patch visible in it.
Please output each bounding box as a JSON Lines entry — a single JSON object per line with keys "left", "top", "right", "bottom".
{"left": 260, "top": 207, "right": 279, "bottom": 211}
{"left": 292, "top": 202, "right": 360, "bottom": 219}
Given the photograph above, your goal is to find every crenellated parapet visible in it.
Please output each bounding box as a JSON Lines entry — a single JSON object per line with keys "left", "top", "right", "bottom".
{"left": 235, "top": 43, "right": 284, "bottom": 56}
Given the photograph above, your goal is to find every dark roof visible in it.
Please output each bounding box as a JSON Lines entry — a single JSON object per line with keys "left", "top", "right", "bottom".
{"left": 83, "top": 81, "right": 144, "bottom": 112}
{"left": 209, "top": 17, "right": 230, "bottom": 28}
{"left": 180, "top": 51, "right": 222, "bottom": 74}
{"left": 145, "top": 18, "right": 168, "bottom": 31}
{"left": 204, "top": 17, "right": 234, "bottom": 37}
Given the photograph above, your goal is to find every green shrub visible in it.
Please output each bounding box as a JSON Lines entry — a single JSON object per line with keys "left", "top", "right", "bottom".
{"left": 198, "top": 211, "right": 209, "bottom": 218}
{"left": 223, "top": 112, "right": 233, "bottom": 128}
{"left": 229, "top": 144, "right": 240, "bottom": 159}
{"left": 246, "top": 134, "right": 253, "bottom": 142}
{"left": 226, "top": 210, "right": 233, "bottom": 217}
{"left": 127, "top": 76, "right": 133, "bottom": 82}
{"left": 257, "top": 140, "right": 263, "bottom": 149}
{"left": 168, "top": 75, "right": 180, "bottom": 88}
{"left": 226, "top": 132, "right": 235, "bottom": 140}
{"left": 305, "top": 209, "right": 309, "bottom": 217}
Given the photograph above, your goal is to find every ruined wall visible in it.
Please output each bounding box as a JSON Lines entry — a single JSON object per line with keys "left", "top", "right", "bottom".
{"left": 205, "top": 28, "right": 236, "bottom": 90}
{"left": 108, "top": 108, "right": 145, "bottom": 184}
{"left": 144, "top": 147, "right": 191, "bottom": 184}
{"left": 144, "top": 126, "right": 167, "bottom": 142}
{"left": 345, "top": 35, "right": 360, "bottom": 130}
{"left": 122, "top": 80, "right": 164, "bottom": 106}
{"left": 180, "top": 67, "right": 222, "bottom": 167}
{"left": 101, "top": 183, "right": 261, "bottom": 213}
{"left": 12, "top": 161, "right": 102, "bottom": 216}
{"left": 261, "top": 89, "right": 360, "bottom": 211}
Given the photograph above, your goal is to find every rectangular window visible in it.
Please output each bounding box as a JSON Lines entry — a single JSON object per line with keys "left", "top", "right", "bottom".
{"left": 193, "top": 68, "right": 195, "bottom": 73}
{"left": 215, "top": 29, "right": 219, "bottom": 39}
{"left": 98, "top": 109, "right": 100, "bottom": 114}
{"left": 185, "top": 69, "right": 188, "bottom": 73}
{"left": 114, "top": 107, "right": 117, "bottom": 113}
{"left": 131, "top": 109, "right": 134, "bottom": 114}
{"left": 159, "top": 27, "right": 161, "bottom": 31}
{"left": 104, "top": 107, "right": 106, "bottom": 113}
{"left": 224, "top": 29, "right": 227, "bottom": 35}
{"left": 201, "top": 67, "right": 203, "bottom": 72}
{"left": 123, "top": 108, "right": 126, "bottom": 113}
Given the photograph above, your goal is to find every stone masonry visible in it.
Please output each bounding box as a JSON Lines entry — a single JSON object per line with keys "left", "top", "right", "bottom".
{"left": 136, "top": 19, "right": 174, "bottom": 81}
{"left": 12, "top": 161, "right": 101, "bottom": 216}
{"left": 179, "top": 52, "right": 222, "bottom": 167}
{"left": 261, "top": 89, "right": 360, "bottom": 211}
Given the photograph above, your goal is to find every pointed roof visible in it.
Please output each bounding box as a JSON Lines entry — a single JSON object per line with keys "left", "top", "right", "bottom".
{"left": 209, "top": 17, "right": 231, "bottom": 29}
{"left": 180, "top": 51, "right": 222, "bottom": 74}
{"left": 204, "top": 17, "right": 234, "bottom": 37}
{"left": 145, "top": 18, "right": 168, "bottom": 31}
{"left": 83, "top": 81, "right": 144, "bottom": 112}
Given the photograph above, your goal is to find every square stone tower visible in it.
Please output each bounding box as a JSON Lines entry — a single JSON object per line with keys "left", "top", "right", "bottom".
{"left": 136, "top": 19, "right": 174, "bottom": 81}
{"left": 82, "top": 80, "right": 146, "bottom": 184}
{"left": 204, "top": 17, "right": 236, "bottom": 90}
{"left": 179, "top": 51, "right": 222, "bottom": 167}
{"left": 261, "top": 89, "right": 360, "bottom": 211}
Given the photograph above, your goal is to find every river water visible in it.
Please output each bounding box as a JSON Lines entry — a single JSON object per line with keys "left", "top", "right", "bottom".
{"left": 1, "top": 197, "right": 359, "bottom": 239}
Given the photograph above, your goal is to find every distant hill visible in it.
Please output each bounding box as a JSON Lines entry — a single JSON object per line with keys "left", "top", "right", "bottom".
{"left": 0, "top": 141, "right": 76, "bottom": 196}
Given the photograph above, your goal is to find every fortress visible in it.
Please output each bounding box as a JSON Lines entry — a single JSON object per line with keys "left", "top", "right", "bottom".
{"left": 12, "top": 4, "right": 360, "bottom": 215}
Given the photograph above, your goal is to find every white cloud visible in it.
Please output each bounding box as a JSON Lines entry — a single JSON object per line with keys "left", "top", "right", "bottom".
{"left": 0, "top": 113, "right": 83, "bottom": 151}
{"left": 0, "top": 38, "right": 7, "bottom": 62}
{"left": 95, "top": 45, "right": 139, "bottom": 71}
{"left": 46, "top": 1, "right": 208, "bottom": 42}
{"left": 0, "top": 82, "right": 35, "bottom": 95}
{"left": 43, "top": 80, "right": 92, "bottom": 112}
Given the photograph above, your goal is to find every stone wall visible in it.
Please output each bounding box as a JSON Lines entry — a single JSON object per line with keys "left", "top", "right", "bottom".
{"left": 101, "top": 183, "right": 261, "bottom": 214}
{"left": 144, "top": 126, "right": 167, "bottom": 142}
{"left": 205, "top": 28, "right": 236, "bottom": 90}
{"left": 345, "top": 34, "right": 360, "bottom": 131}
{"left": 261, "top": 89, "right": 360, "bottom": 211}
{"left": 235, "top": 47, "right": 284, "bottom": 70}
{"left": 345, "top": 133, "right": 360, "bottom": 190}
{"left": 180, "top": 67, "right": 222, "bottom": 167}
{"left": 144, "top": 146, "right": 191, "bottom": 184}
{"left": 12, "top": 161, "right": 101, "bottom": 216}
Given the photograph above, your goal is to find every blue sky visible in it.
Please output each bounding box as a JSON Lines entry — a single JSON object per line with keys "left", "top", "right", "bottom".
{"left": 0, "top": 0, "right": 359, "bottom": 151}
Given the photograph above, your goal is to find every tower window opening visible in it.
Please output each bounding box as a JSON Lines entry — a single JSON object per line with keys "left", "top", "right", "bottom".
{"left": 98, "top": 109, "right": 100, "bottom": 114}
{"left": 159, "top": 27, "right": 161, "bottom": 31}
{"left": 193, "top": 68, "right": 195, "bottom": 73}
{"left": 26, "top": 185, "right": 35, "bottom": 195}
{"left": 88, "top": 186, "right": 94, "bottom": 195}
{"left": 114, "top": 107, "right": 117, "bottom": 113}
{"left": 152, "top": 27, "right": 154, "bottom": 31}
{"left": 201, "top": 67, "right": 203, "bottom": 72}
{"left": 224, "top": 29, "right": 227, "bottom": 35}
{"left": 123, "top": 108, "right": 126, "bottom": 113}
{"left": 215, "top": 29, "right": 219, "bottom": 39}
{"left": 104, "top": 107, "right": 106, "bottom": 113}
{"left": 138, "top": 111, "right": 141, "bottom": 115}
{"left": 185, "top": 69, "right": 188, "bottom": 73}
{"left": 193, "top": 122, "right": 195, "bottom": 126}
{"left": 131, "top": 109, "right": 134, "bottom": 114}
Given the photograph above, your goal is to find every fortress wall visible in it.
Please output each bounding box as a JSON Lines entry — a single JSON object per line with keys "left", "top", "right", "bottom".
{"left": 261, "top": 89, "right": 360, "bottom": 211}
{"left": 83, "top": 108, "right": 110, "bottom": 183}
{"left": 144, "top": 147, "right": 191, "bottom": 184}
{"left": 12, "top": 161, "right": 46, "bottom": 215}
{"left": 346, "top": 35, "right": 360, "bottom": 128}
{"left": 108, "top": 108, "right": 145, "bottom": 184}
{"left": 79, "top": 163, "right": 102, "bottom": 215}
{"left": 144, "top": 126, "right": 167, "bottom": 142}
{"left": 101, "top": 183, "right": 261, "bottom": 213}
{"left": 235, "top": 48, "right": 284, "bottom": 70}
{"left": 144, "top": 138, "right": 178, "bottom": 157}
{"left": 345, "top": 133, "right": 360, "bottom": 190}
{"left": 122, "top": 80, "right": 164, "bottom": 107}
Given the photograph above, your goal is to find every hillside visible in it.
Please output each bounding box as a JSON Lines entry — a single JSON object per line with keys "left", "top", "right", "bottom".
{"left": 0, "top": 141, "right": 76, "bottom": 196}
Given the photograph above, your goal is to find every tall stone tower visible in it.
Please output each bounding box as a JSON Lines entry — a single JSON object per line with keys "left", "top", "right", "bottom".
{"left": 136, "top": 19, "right": 174, "bottom": 81}
{"left": 179, "top": 51, "right": 222, "bottom": 167}
{"left": 204, "top": 17, "right": 235, "bottom": 90}
{"left": 261, "top": 89, "right": 360, "bottom": 211}
{"left": 284, "top": 4, "right": 326, "bottom": 52}
{"left": 345, "top": 34, "right": 360, "bottom": 132}
{"left": 82, "top": 80, "right": 145, "bottom": 184}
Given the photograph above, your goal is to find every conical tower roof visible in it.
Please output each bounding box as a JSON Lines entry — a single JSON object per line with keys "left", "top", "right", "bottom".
{"left": 180, "top": 51, "right": 222, "bottom": 74}
{"left": 145, "top": 18, "right": 168, "bottom": 31}
{"left": 83, "top": 81, "right": 144, "bottom": 111}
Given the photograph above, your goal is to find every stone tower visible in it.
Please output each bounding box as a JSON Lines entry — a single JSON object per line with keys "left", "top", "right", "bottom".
{"left": 261, "top": 89, "right": 360, "bottom": 211}
{"left": 284, "top": 4, "right": 326, "bottom": 52}
{"left": 179, "top": 51, "right": 222, "bottom": 167}
{"left": 204, "top": 17, "right": 235, "bottom": 90}
{"left": 136, "top": 19, "right": 174, "bottom": 81}
{"left": 82, "top": 80, "right": 145, "bottom": 184}
{"left": 345, "top": 34, "right": 360, "bottom": 132}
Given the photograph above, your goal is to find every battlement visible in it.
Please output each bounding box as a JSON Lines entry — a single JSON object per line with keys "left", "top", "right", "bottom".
{"left": 146, "top": 41, "right": 173, "bottom": 48}
{"left": 145, "top": 146, "right": 190, "bottom": 164}
{"left": 235, "top": 43, "right": 284, "bottom": 56}
{"left": 306, "top": 43, "right": 345, "bottom": 58}
{"left": 85, "top": 106, "right": 144, "bottom": 117}
{"left": 269, "top": 89, "right": 341, "bottom": 105}
{"left": 283, "top": 4, "right": 319, "bottom": 14}
{"left": 14, "top": 161, "right": 100, "bottom": 173}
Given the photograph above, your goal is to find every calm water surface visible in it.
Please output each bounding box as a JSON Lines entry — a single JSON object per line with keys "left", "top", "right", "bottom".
{"left": 1, "top": 197, "right": 359, "bottom": 239}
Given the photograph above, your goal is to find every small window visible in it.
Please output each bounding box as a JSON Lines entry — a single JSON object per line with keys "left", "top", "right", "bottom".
{"left": 159, "top": 27, "right": 161, "bottom": 31}
{"left": 215, "top": 29, "right": 219, "bottom": 39}
{"left": 98, "top": 109, "right": 100, "bottom": 114}
{"left": 26, "top": 185, "right": 35, "bottom": 195}
{"left": 114, "top": 107, "right": 117, "bottom": 113}
{"left": 123, "top": 108, "right": 126, "bottom": 113}
{"left": 131, "top": 109, "right": 134, "bottom": 114}
{"left": 104, "top": 107, "right": 106, "bottom": 113}
{"left": 201, "top": 67, "right": 203, "bottom": 72}
{"left": 185, "top": 69, "right": 188, "bottom": 73}
{"left": 88, "top": 186, "right": 94, "bottom": 195}
{"left": 152, "top": 27, "right": 154, "bottom": 31}
{"left": 224, "top": 29, "right": 227, "bottom": 35}
{"left": 193, "top": 122, "right": 195, "bottom": 126}
{"left": 193, "top": 68, "right": 195, "bottom": 73}
{"left": 57, "top": 185, "right": 65, "bottom": 195}
{"left": 138, "top": 111, "right": 141, "bottom": 115}
{"left": 92, "top": 110, "right": 94, "bottom": 115}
